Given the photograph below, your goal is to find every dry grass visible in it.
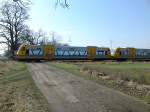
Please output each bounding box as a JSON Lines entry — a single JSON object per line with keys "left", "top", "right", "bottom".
{"left": 0, "top": 60, "right": 49, "bottom": 112}
{"left": 49, "top": 61, "right": 150, "bottom": 104}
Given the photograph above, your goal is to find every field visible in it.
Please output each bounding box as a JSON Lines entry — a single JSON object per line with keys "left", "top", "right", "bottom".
{"left": 0, "top": 60, "right": 49, "bottom": 112}
{"left": 49, "top": 61, "right": 150, "bottom": 104}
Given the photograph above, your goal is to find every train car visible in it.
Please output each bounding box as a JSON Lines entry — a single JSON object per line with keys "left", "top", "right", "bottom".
{"left": 135, "top": 48, "right": 150, "bottom": 60}
{"left": 55, "top": 46, "right": 88, "bottom": 60}
{"left": 114, "top": 47, "right": 150, "bottom": 61}
{"left": 16, "top": 44, "right": 112, "bottom": 61}
{"left": 55, "top": 46, "right": 111, "bottom": 60}
{"left": 114, "top": 48, "right": 136, "bottom": 61}
{"left": 95, "top": 47, "right": 112, "bottom": 60}
{"left": 16, "top": 44, "right": 55, "bottom": 60}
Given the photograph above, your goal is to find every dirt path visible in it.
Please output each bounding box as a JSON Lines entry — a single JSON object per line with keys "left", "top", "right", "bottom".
{"left": 27, "top": 63, "right": 150, "bottom": 112}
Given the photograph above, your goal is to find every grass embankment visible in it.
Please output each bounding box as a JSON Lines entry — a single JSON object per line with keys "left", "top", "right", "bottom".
{"left": 0, "top": 60, "right": 49, "bottom": 112}
{"left": 49, "top": 61, "right": 150, "bottom": 104}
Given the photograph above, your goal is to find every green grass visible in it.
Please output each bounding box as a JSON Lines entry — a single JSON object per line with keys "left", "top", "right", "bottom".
{"left": 85, "top": 62, "right": 150, "bottom": 69}
{"left": 74, "top": 62, "right": 150, "bottom": 84}
{"left": 49, "top": 62, "right": 150, "bottom": 84}
{"left": 0, "top": 61, "right": 49, "bottom": 112}
{"left": 74, "top": 62, "right": 150, "bottom": 72}
{"left": 48, "top": 61, "right": 150, "bottom": 104}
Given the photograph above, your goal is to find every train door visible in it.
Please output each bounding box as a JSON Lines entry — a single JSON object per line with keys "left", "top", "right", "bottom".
{"left": 128, "top": 48, "right": 136, "bottom": 60}
{"left": 44, "top": 45, "right": 55, "bottom": 60}
{"left": 114, "top": 48, "right": 121, "bottom": 58}
{"left": 87, "top": 47, "right": 96, "bottom": 59}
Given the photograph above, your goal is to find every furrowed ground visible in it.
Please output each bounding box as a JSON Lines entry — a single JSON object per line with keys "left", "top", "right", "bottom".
{"left": 49, "top": 61, "right": 150, "bottom": 104}
{"left": 0, "top": 60, "right": 49, "bottom": 112}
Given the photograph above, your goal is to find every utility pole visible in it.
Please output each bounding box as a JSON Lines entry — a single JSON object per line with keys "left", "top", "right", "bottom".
{"left": 110, "top": 40, "right": 113, "bottom": 54}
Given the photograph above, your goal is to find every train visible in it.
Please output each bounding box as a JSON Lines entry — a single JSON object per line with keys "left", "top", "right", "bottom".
{"left": 16, "top": 44, "right": 150, "bottom": 61}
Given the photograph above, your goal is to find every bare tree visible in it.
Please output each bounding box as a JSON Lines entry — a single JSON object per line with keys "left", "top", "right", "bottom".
{"left": 0, "top": 1, "right": 29, "bottom": 57}
{"left": 21, "top": 28, "right": 46, "bottom": 45}
{"left": 55, "top": 0, "right": 69, "bottom": 8}
{"left": 45, "top": 31, "right": 69, "bottom": 46}
{"left": 13, "top": 0, "right": 69, "bottom": 8}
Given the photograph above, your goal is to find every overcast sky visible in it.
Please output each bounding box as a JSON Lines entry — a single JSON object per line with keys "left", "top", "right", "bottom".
{"left": 0, "top": 0, "right": 150, "bottom": 54}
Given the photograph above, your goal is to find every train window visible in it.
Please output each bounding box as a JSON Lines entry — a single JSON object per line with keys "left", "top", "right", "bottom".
{"left": 26, "top": 49, "right": 29, "bottom": 56}
{"left": 143, "top": 52, "right": 147, "bottom": 56}
{"left": 120, "top": 51, "right": 127, "bottom": 55}
{"left": 136, "top": 52, "right": 142, "bottom": 56}
{"left": 124, "top": 51, "right": 128, "bottom": 55}
{"left": 100, "top": 51, "right": 103, "bottom": 55}
{"left": 97, "top": 51, "right": 104, "bottom": 55}
{"left": 120, "top": 51, "right": 122, "bottom": 55}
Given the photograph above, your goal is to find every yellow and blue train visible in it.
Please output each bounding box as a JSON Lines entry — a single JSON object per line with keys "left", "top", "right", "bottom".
{"left": 16, "top": 44, "right": 150, "bottom": 61}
